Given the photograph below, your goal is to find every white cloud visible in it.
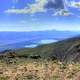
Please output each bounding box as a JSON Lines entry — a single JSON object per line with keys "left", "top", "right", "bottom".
{"left": 53, "top": 9, "right": 73, "bottom": 16}
{"left": 68, "top": 1, "right": 80, "bottom": 8}
{"left": 5, "top": 0, "right": 48, "bottom": 14}
{"left": 5, "top": 0, "right": 80, "bottom": 17}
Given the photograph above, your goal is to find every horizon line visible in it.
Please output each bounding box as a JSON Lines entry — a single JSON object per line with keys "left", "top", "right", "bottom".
{"left": 0, "top": 30, "right": 79, "bottom": 32}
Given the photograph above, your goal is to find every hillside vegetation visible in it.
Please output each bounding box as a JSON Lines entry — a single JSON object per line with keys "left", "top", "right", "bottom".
{"left": 0, "top": 36, "right": 80, "bottom": 80}
{"left": 0, "top": 36, "right": 80, "bottom": 63}
{"left": 13, "top": 36, "right": 80, "bottom": 63}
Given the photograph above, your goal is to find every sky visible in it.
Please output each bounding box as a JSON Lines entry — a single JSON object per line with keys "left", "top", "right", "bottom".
{"left": 0, "top": 0, "right": 80, "bottom": 31}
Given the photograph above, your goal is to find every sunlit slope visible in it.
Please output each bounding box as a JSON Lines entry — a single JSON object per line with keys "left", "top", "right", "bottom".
{"left": 1, "top": 36, "right": 80, "bottom": 63}
{"left": 13, "top": 36, "right": 80, "bottom": 63}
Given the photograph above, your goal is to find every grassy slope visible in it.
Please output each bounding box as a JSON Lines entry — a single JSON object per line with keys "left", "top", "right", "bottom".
{"left": 15, "top": 36, "right": 80, "bottom": 63}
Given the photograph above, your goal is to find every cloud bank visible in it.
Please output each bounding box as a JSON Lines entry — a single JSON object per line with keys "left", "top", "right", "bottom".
{"left": 5, "top": 0, "right": 48, "bottom": 14}
{"left": 4, "top": 0, "right": 80, "bottom": 16}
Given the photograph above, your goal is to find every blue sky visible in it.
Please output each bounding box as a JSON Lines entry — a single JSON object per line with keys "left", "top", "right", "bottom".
{"left": 0, "top": 0, "right": 80, "bottom": 31}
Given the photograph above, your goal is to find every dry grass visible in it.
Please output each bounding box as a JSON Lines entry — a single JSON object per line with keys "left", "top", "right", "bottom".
{"left": 0, "top": 59, "right": 80, "bottom": 80}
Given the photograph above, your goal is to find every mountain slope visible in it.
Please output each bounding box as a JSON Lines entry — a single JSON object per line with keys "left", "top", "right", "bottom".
{"left": 1, "top": 36, "right": 80, "bottom": 63}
